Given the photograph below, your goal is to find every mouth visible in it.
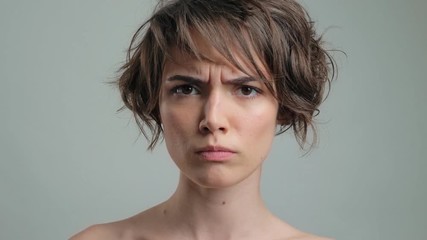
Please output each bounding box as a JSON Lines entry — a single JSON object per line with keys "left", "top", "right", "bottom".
{"left": 195, "top": 146, "right": 236, "bottom": 162}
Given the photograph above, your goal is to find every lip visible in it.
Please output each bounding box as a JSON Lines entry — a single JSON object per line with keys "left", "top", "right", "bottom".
{"left": 195, "top": 146, "right": 236, "bottom": 162}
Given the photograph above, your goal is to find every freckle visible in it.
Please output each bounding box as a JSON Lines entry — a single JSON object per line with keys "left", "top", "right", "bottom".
{"left": 163, "top": 209, "right": 167, "bottom": 215}
{"left": 222, "top": 201, "right": 226, "bottom": 205}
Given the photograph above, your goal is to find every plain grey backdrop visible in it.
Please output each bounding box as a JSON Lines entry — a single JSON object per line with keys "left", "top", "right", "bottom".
{"left": 1, "top": 0, "right": 426, "bottom": 239}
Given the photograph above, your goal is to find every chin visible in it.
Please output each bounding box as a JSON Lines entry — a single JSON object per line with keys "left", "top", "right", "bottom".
{"left": 192, "top": 177, "right": 237, "bottom": 189}
{"left": 186, "top": 167, "right": 255, "bottom": 189}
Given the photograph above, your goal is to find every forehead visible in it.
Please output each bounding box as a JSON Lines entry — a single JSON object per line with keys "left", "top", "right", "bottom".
{"left": 164, "top": 48, "right": 241, "bottom": 77}
{"left": 164, "top": 32, "right": 270, "bottom": 79}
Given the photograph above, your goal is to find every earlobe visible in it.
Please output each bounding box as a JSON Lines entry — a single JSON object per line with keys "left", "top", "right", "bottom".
{"left": 276, "top": 118, "right": 288, "bottom": 125}
{"left": 276, "top": 107, "right": 294, "bottom": 126}
{"left": 276, "top": 112, "right": 289, "bottom": 125}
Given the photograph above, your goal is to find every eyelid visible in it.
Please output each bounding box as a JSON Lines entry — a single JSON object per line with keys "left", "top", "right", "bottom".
{"left": 170, "top": 83, "right": 201, "bottom": 95}
{"left": 235, "top": 85, "right": 262, "bottom": 98}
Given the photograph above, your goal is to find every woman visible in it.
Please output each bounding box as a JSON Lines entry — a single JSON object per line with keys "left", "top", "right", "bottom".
{"left": 71, "top": 0, "right": 335, "bottom": 239}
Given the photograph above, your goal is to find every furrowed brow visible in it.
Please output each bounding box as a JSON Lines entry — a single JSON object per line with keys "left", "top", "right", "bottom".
{"left": 167, "top": 75, "right": 204, "bottom": 84}
{"left": 167, "top": 75, "right": 257, "bottom": 85}
{"left": 227, "top": 76, "right": 257, "bottom": 84}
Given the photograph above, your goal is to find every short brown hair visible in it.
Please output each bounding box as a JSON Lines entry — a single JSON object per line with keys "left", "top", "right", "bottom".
{"left": 117, "top": 0, "right": 336, "bottom": 150}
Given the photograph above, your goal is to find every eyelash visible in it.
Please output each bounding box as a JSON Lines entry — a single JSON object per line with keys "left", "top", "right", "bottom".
{"left": 170, "top": 84, "right": 262, "bottom": 98}
{"left": 236, "top": 85, "right": 261, "bottom": 98}
{"left": 171, "top": 84, "right": 200, "bottom": 95}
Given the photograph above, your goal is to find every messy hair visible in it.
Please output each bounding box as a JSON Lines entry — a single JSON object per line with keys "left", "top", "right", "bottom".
{"left": 117, "top": 0, "right": 336, "bottom": 150}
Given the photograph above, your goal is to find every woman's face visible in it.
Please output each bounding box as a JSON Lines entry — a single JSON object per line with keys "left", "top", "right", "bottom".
{"left": 159, "top": 44, "right": 279, "bottom": 188}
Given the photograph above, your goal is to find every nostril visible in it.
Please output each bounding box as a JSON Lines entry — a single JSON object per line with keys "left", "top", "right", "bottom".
{"left": 199, "top": 122, "right": 210, "bottom": 133}
{"left": 199, "top": 114, "right": 227, "bottom": 133}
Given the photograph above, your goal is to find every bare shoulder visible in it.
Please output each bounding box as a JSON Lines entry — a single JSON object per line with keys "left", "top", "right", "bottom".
{"left": 273, "top": 219, "right": 332, "bottom": 240}
{"left": 69, "top": 206, "right": 161, "bottom": 240}
{"left": 303, "top": 236, "right": 332, "bottom": 240}
{"left": 290, "top": 233, "right": 333, "bottom": 240}
{"left": 69, "top": 219, "right": 144, "bottom": 240}
{"left": 69, "top": 223, "right": 120, "bottom": 240}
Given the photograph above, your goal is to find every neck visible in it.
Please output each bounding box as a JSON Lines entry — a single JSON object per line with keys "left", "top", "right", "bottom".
{"left": 160, "top": 167, "right": 275, "bottom": 240}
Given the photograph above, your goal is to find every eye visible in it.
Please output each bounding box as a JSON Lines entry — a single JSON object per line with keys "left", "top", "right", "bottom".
{"left": 236, "top": 86, "right": 260, "bottom": 98}
{"left": 172, "top": 84, "right": 200, "bottom": 95}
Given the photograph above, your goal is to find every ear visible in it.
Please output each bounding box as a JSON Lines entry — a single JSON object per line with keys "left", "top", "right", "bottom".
{"left": 276, "top": 110, "right": 291, "bottom": 125}
{"left": 276, "top": 117, "right": 288, "bottom": 126}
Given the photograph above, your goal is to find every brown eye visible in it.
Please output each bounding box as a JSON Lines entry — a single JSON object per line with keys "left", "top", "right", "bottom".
{"left": 181, "top": 85, "right": 194, "bottom": 94}
{"left": 240, "top": 86, "right": 254, "bottom": 95}
{"left": 237, "top": 86, "right": 260, "bottom": 98}
{"left": 172, "top": 85, "right": 200, "bottom": 95}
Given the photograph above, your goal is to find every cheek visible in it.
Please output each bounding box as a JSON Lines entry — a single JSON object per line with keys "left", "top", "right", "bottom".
{"left": 246, "top": 116, "right": 276, "bottom": 141}
{"left": 246, "top": 103, "right": 278, "bottom": 133}
{"left": 160, "top": 103, "right": 198, "bottom": 143}
{"left": 239, "top": 104, "right": 278, "bottom": 149}
{"left": 160, "top": 107, "right": 187, "bottom": 162}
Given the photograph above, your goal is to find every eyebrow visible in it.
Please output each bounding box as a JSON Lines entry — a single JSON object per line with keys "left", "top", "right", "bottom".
{"left": 167, "top": 75, "right": 203, "bottom": 84}
{"left": 167, "top": 75, "right": 257, "bottom": 84}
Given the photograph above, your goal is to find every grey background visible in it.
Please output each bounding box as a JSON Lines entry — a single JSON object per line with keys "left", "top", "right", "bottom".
{"left": 1, "top": 0, "right": 426, "bottom": 239}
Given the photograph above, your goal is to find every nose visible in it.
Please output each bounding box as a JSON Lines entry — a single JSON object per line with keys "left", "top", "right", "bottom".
{"left": 199, "top": 91, "right": 228, "bottom": 134}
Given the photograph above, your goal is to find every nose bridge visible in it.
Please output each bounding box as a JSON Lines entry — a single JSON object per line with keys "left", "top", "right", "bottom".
{"left": 204, "top": 88, "right": 222, "bottom": 122}
{"left": 200, "top": 88, "right": 227, "bottom": 133}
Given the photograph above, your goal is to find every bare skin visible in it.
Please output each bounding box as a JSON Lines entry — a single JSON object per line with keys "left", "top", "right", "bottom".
{"left": 70, "top": 170, "right": 331, "bottom": 240}
{"left": 70, "top": 37, "right": 332, "bottom": 240}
